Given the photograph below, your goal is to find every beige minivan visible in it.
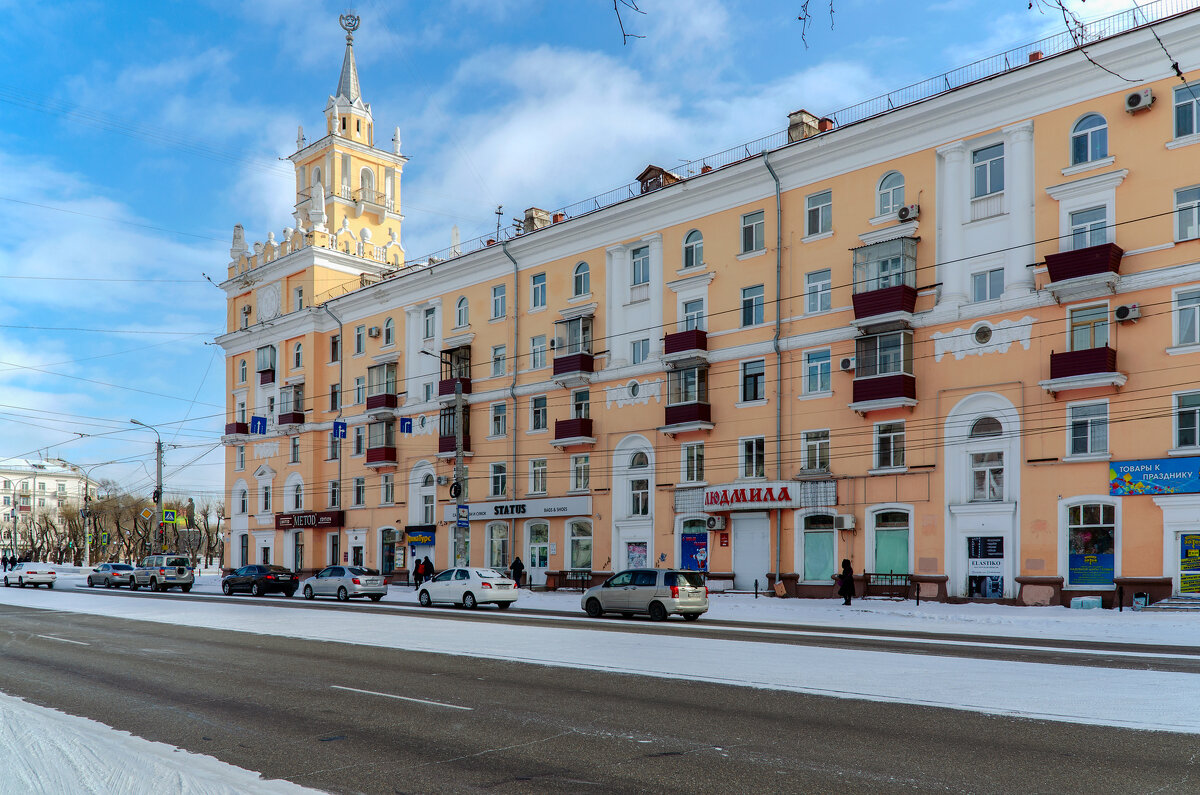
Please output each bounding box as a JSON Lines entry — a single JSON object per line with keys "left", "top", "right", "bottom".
{"left": 581, "top": 569, "right": 708, "bottom": 621}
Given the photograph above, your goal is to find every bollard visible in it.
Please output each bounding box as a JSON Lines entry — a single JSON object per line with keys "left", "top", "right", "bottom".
{"left": 754, "top": 579, "right": 759, "bottom": 599}
{"left": 1118, "top": 584, "right": 1124, "bottom": 612}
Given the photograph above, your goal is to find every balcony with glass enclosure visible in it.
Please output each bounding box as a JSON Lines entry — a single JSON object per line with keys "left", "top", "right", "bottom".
{"left": 277, "top": 385, "right": 305, "bottom": 425}
{"left": 553, "top": 315, "right": 595, "bottom": 385}
{"left": 366, "top": 363, "right": 399, "bottom": 413}
{"left": 366, "top": 420, "right": 397, "bottom": 466}
{"left": 851, "top": 238, "right": 918, "bottom": 327}
{"left": 438, "top": 345, "right": 472, "bottom": 399}
{"left": 661, "top": 366, "right": 713, "bottom": 433}
{"left": 849, "top": 330, "right": 916, "bottom": 413}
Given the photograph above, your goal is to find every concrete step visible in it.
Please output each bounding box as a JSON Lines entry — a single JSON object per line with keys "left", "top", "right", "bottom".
{"left": 1140, "top": 596, "right": 1200, "bottom": 612}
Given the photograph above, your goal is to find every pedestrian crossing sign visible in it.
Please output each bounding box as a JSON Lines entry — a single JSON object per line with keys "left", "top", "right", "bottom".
{"left": 163, "top": 509, "right": 177, "bottom": 523}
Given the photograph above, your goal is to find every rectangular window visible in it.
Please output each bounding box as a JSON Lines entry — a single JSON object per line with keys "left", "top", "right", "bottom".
{"left": 491, "top": 403, "right": 507, "bottom": 437}
{"left": 683, "top": 442, "right": 704, "bottom": 483}
{"left": 1069, "top": 305, "right": 1109, "bottom": 351}
{"left": 630, "top": 477, "right": 649, "bottom": 516}
{"left": 367, "top": 420, "right": 394, "bottom": 449}
{"left": 1067, "top": 503, "right": 1115, "bottom": 587}
{"left": 491, "top": 345, "right": 506, "bottom": 377}
{"left": 266, "top": 395, "right": 275, "bottom": 422}
{"left": 1175, "top": 85, "right": 1200, "bottom": 139}
{"left": 1176, "top": 392, "right": 1200, "bottom": 448}
{"left": 805, "top": 189, "right": 832, "bottom": 236}
{"left": 530, "top": 396, "right": 548, "bottom": 431}
{"left": 381, "top": 473, "right": 394, "bottom": 505}
{"left": 972, "top": 143, "right": 1004, "bottom": 198}
{"left": 492, "top": 284, "right": 506, "bottom": 318}
{"left": 682, "top": 299, "right": 705, "bottom": 331}
{"left": 1069, "top": 207, "right": 1107, "bottom": 250}
{"left": 530, "top": 335, "right": 547, "bottom": 369}
{"left": 278, "top": 384, "right": 303, "bottom": 415}
{"left": 293, "top": 286, "right": 304, "bottom": 312}
{"left": 805, "top": 269, "right": 831, "bottom": 313}
{"left": 354, "top": 376, "right": 366, "bottom": 404}
{"left": 290, "top": 436, "right": 300, "bottom": 463}
{"left": 255, "top": 345, "right": 276, "bottom": 373}
{"left": 875, "top": 422, "right": 905, "bottom": 469}
{"left": 631, "top": 338, "right": 649, "bottom": 365}
{"left": 557, "top": 316, "right": 593, "bottom": 355}
{"left": 423, "top": 307, "right": 436, "bottom": 340}
{"left": 352, "top": 477, "right": 365, "bottom": 506}
{"left": 969, "top": 452, "right": 1004, "bottom": 502}
{"left": 530, "top": 273, "right": 546, "bottom": 309}
{"left": 667, "top": 366, "right": 708, "bottom": 405}
{"left": 741, "top": 210, "right": 765, "bottom": 253}
{"left": 328, "top": 433, "right": 340, "bottom": 460}
{"left": 856, "top": 331, "right": 913, "bottom": 377}
{"left": 529, "top": 459, "right": 548, "bottom": 494}
{"left": 1069, "top": 402, "right": 1108, "bottom": 456}
{"left": 572, "top": 389, "right": 590, "bottom": 419}
{"left": 803, "top": 517, "right": 835, "bottom": 582}
{"left": 802, "top": 430, "right": 830, "bottom": 470}
{"left": 330, "top": 334, "right": 341, "bottom": 362}
{"left": 367, "top": 363, "right": 396, "bottom": 397}
{"left": 1177, "top": 186, "right": 1200, "bottom": 241}
{"left": 741, "top": 285, "right": 764, "bottom": 327}
{"left": 329, "top": 384, "right": 340, "bottom": 412}
{"left": 740, "top": 437, "right": 766, "bottom": 479}
{"left": 852, "top": 237, "right": 917, "bottom": 294}
{"left": 740, "top": 359, "right": 766, "bottom": 402}
{"left": 571, "top": 454, "right": 590, "bottom": 491}
{"left": 236, "top": 445, "right": 245, "bottom": 471}
{"left": 804, "top": 350, "right": 831, "bottom": 394}
{"left": 972, "top": 268, "right": 1004, "bottom": 302}
{"left": 261, "top": 485, "right": 271, "bottom": 513}
{"left": 630, "top": 247, "right": 650, "bottom": 286}
{"left": 490, "top": 463, "right": 507, "bottom": 497}
{"left": 423, "top": 381, "right": 434, "bottom": 402}
{"left": 236, "top": 400, "right": 246, "bottom": 423}
{"left": 353, "top": 426, "right": 365, "bottom": 456}
{"left": 354, "top": 325, "right": 365, "bottom": 355}
{"left": 1178, "top": 288, "right": 1200, "bottom": 345}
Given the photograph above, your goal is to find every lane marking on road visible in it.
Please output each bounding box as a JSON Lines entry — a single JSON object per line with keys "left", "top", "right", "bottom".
{"left": 34, "top": 634, "right": 89, "bottom": 646}
{"left": 330, "top": 684, "right": 473, "bottom": 710}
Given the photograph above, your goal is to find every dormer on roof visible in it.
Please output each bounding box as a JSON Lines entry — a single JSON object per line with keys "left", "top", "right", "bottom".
{"left": 637, "top": 165, "right": 681, "bottom": 194}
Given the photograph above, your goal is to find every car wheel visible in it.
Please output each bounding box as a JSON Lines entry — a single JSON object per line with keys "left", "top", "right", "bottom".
{"left": 105, "top": 579, "right": 114, "bottom": 589}
{"left": 303, "top": 585, "right": 314, "bottom": 600}
{"left": 284, "top": 588, "right": 295, "bottom": 598}
{"left": 463, "top": 592, "right": 477, "bottom": 610}
{"left": 336, "top": 586, "right": 349, "bottom": 602}
{"left": 222, "top": 581, "right": 232, "bottom": 596}
{"left": 2, "top": 577, "right": 7, "bottom": 587}
{"left": 648, "top": 601, "right": 668, "bottom": 622}
{"left": 149, "top": 578, "right": 159, "bottom": 592}
{"left": 418, "top": 590, "right": 432, "bottom": 607}
{"left": 684, "top": 613, "right": 700, "bottom": 621}
{"left": 87, "top": 577, "right": 95, "bottom": 587}
{"left": 129, "top": 580, "right": 139, "bottom": 591}
{"left": 19, "top": 578, "right": 25, "bottom": 588}
{"left": 180, "top": 585, "right": 192, "bottom": 594}
{"left": 251, "top": 582, "right": 263, "bottom": 597}
{"left": 368, "top": 594, "right": 382, "bottom": 602}
{"left": 585, "top": 598, "right": 603, "bottom": 618}
{"left": 496, "top": 601, "right": 511, "bottom": 610}
{"left": 46, "top": 582, "right": 53, "bottom": 590}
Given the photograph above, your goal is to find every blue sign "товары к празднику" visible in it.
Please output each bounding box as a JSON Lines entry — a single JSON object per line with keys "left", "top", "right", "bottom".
{"left": 1109, "top": 458, "right": 1200, "bottom": 496}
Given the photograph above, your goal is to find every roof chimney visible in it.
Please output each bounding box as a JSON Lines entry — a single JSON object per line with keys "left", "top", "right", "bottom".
{"left": 523, "top": 207, "right": 551, "bottom": 232}
{"left": 787, "top": 109, "right": 820, "bottom": 143}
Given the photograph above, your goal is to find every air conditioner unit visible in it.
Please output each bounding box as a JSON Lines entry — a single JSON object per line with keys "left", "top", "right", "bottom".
{"left": 241, "top": 305, "right": 252, "bottom": 315}
{"left": 897, "top": 203, "right": 920, "bottom": 221}
{"left": 367, "top": 326, "right": 381, "bottom": 338}
{"left": 839, "top": 356, "right": 856, "bottom": 372}
{"left": 1114, "top": 303, "right": 1141, "bottom": 322}
{"left": 705, "top": 515, "right": 726, "bottom": 531}
{"left": 551, "top": 338, "right": 565, "bottom": 350}
{"left": 833, "top": 514, "right": 856, "bottom": 531}
{"left": 436, "top": 475, "right": 450, "bottom": 486}
{"left": 1125, "top": 88, "right": 1154, "bottom": 113}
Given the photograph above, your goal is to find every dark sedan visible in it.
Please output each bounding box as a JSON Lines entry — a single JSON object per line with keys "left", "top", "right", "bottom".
{"left": 221, "top": 565, "right": 298, "bottom": 597}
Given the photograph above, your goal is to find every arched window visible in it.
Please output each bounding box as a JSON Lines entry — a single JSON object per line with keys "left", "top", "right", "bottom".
{"left": 629, "top": 452, "right": 649, "bottom": 516}
{"left": 239, "top": 359, "right": 247, "bottom": 383}
{"left": 569, "top": 520, "right": 592, "bottom": 570}
{"left": 383, "top": 317, "right": 394, "bottom": 346}
{"left": 1071, "top": 114, "right": 1107, "bottom": 165}
{"left": 311, "top": 167, "right": 322, "bottom": 188}
{"left": 360, "top": 167, "right": 375, "bottom": 194}
{"left": 874, "top": 510, "right": 910, "bottom": 574}
{"left": 877, "top": 171, "right": 905, "bottom": 216}
{"left": 573, "top": 262, "right": 590, "bottom": 297}
{"left": 486, "top": 522, "right": 509, "bottom": 568}
{"left": 455, "top": 296, "right": 469, "bottom": 327}
{"left": 421, "top": 472, "right": 435, "bottom": 525}
{"left": 293, "top": 343, "right": 303, "bottom": 369}
{"left": 683, "top": 230, "right": 704, "bottom": 269}
{"left": 969, "top": 416, "right": 1003, "bottom": 438}
{"left": 237, "top": 488, "right": 248, "bottom": 515}
{"left": 292, "top": 483, "right": 303, "bottom": 511}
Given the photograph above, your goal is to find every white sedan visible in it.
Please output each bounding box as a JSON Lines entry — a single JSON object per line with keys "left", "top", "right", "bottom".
{"left": 418, "top": 567, "right": 518, "bottom": 610}
{"left": 3, "top": 563, "right": 57, "bottom": 588}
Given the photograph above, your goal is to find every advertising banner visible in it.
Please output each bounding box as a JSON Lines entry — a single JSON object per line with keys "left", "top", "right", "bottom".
{"left": 1182, "top": 535, "right": 1200, "bottom": 593}
{"left": 680, "top": 533, "right": 708, "bottom": 571}
{"left": 442, "top": 495, "right": 592, "bottom": 522}
{"left": 1069, "top": 552, "right": 1115, "bottom": 585}
{"left": 275, "top": 510, "right": 344, "bottom": 530}
{"left": 1110, "top": 458, "right": 1200, "bottom": 496}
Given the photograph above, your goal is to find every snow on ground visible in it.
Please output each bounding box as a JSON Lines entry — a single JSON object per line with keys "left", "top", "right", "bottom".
{"left": 3, "top": 579, "right": 1200, "bottom": 734}
{"left": 0, "top": 692, "right": 315, "bottom": 794}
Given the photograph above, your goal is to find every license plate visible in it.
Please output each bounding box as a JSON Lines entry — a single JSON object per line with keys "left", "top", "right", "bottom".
{"left": 496, "top": 584, "right": 511, "bottom": 590}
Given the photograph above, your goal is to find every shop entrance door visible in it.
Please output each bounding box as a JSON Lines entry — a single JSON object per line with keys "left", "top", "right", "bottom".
{"left": 966, "top": 536, "right": 1004, "bottom": 598}
{"left": 526, "top": 522, "right": 549, "bottom": 586}
{"left": 1180, "top": 533, "right": 1200, "bottom": 594}
{"left": 731, "top": 513, "right": 769, "bottom": 591}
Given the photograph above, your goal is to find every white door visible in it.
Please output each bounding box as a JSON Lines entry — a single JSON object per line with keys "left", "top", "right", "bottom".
{"left": 527, "top": 523, "right": 549, "bottom": 586}
{"left": 731, "top": 513, "right": 770, "bottom": 591}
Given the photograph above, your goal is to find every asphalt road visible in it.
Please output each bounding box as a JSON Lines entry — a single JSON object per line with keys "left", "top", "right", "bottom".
{"left": 0, "top": 604, "right": 1195, "bottom": 794}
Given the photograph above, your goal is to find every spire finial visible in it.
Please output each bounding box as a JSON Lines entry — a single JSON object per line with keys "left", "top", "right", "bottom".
{"left": 334, "top": 12, "right": 363, "bottom": 102}
{"left": 339, "top": 11, "right": 360, "bottom": 43}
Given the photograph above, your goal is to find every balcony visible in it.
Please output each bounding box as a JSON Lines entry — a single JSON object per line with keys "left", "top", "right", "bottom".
{"left": 660, "top": 403, "right": 713, "bottom": 435}
{"left": 851, "top": 285, "right": 918, "bottom": 325}
{"left": 1044, "top": 243, "right": 1123, "bottom": 302}
{"left": 1039, "top": 346, "right": 1126, "bottom": 395}
{"left": 258, "top": 368, "right": 275, "bottom": 385}
{"left": 552, "top": 417, "right": 595, "bottom": 447}
{"left": 366, "top": 445, "right": 398, "bottom": 466}
{"left": 352, "top": 187, "right": 395, "bottom": 218}
{"left": 438, "top": 434, "right": 471, "bottom": 456}
{"left": 663, "top": 329, "right": 708, "bottom": 366}
{"left": 366, "top": 393, "right": 399, "bottom": 412}
{"left": 848, "top": 374, "right": 917, "bottom": 413}
{"left": 553, "top": 352, "right": 595, "bottom": 386}
{"left": 438, "top": 377, "right": 472, "bottom": 399}
{"left": 277, "top": 411, "right": 305, "bottom": 426}
{"left": 851, "top": 237, "right": 918, "bottom": 328}
{"left": 224, "top": 422, "right": 249, "bottom": 436}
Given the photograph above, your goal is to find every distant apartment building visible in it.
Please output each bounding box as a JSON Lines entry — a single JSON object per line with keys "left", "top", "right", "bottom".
{"left": 0, "top": 458, "right": 95, "bottom": 552}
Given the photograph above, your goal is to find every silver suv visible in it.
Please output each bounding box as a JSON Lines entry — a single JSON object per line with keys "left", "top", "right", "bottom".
{"left": 581, "top": 569, "right": 708, "bottom": 621}
{"left": 131, "top": 555, "right": 194, "bottom": 593}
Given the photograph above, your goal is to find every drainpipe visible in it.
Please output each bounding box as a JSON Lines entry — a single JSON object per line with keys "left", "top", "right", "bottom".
{"left": 322, "top": 303, "right": 344, "bottom": 568}
{"left": 763, "top": 151, "right": 784, "bottom": 588}
{"left": 501, "top": 242, "right": 520, "bottom": 511}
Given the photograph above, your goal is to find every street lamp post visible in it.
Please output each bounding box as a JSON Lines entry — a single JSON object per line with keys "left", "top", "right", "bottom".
{"left": 130, "top": 419, "right": 164, "bottom": 554}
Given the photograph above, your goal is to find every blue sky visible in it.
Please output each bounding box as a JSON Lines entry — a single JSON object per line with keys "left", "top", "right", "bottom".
{"left": 0, "top": 0, "right": 1134, "bottom": 503}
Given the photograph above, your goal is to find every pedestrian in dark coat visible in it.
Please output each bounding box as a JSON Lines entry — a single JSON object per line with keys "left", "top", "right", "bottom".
{"left": 509, "top": 556, "right": 525, "bottom": 588}
{"left": 422, "top": 556, "right": 434, "bottom": 583}
{"left": 412, "top": 558, "right": 424, "bottom": 589}
{"left": 834, "top": 559, "right": 855, "bottom": 606}
{"left": 1, "top": 554, "right": 8, "bottom": 571}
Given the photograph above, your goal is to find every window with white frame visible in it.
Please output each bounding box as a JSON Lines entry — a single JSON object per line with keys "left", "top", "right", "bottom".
{"left": 572, "top": 389, "right": 590, "bottom": 419}
{"left": 571, "top": 454, "right": 590, "bottom": 491}
{"left": 236, "top": 445, "right": 245, "bottom": 470}
{"left": 1069, "top": 402, "right": 1108, "bottom": 456}
{"left": 629, "top": 452, "right": 650, "bottom": 515}
{"left": 237, "top": 488, "right": 248, "bottom": 514}
{"left": 293, "top": 286, "right": 304, "bottom": 312}
{"left": 573, "top": 262, "right": 590, "bottom": 296}
{"left": 422, "top": 381, "right": 434, "bottom": 402}
{"left": 239, "top": 359, "right": 247, "bottom": 383}
{"left": 806, "top": 190, "right": 832, "bottom": 236}
{"left": 683, "top": 442, "right": 704, "bottom": 483}
{"left": 804, "top": 350, "right": 831, "bottom": 394}
{"left": 383, "top": 317, "right": 394, "bottom": 346}
{"left": 421, "top": 473, "right": 435, "bottom": 525}
{"left": 491, "top": 403, "right": 507, "bottom": 437}
{"left": 682, "top": 299, "right": 705, "bottom": 331}
{"left": 667, "top": 365, "right": 707, "bottom": 406}
{"left": 740, "top": 437, "right": 765, "bottom": 479}
{"left": 529, "top": 459, "right": 548, "bottom": 494}
{"left": 260, "top": 484, "right": 272, "bottom": 513}
{"left": 1175, "top": 85, "right": 1200, "bottom": 139}
{"left": 969, "top": 452, "right": 1004, "bottom": 502}
{"left": 741, "top": 359, "right": 766, "bottom": 402}
{"left": 328, "top": 432, "right": 339, "bottom": 460}
{"left": 569, "top": 520, "right": 593, "bottom": 569}
{"left": 852, "top": 237, "right": 916, "bottom": 294}
{"left": 530, "top": 272, "right": 546, "bottom": 309}
{"left": 1071, "top": 114, "right": 1107, "bottom": 165}
{"left": 802, "top": 430, "right": 830, "bottom": 470}
{"left": 741, "top": 210, "right": 765, "bottom": 253}
{"left": 354, "top": 376, "right": 366, "bottom": 404}
{"left": 802, "top": 514, "right": 836, "bottom": 582}
{"left": 874, "top": 511, "right": 910, "bottom": 574}
{"left": 236, "top": 400, "right": 246, "bottom": 423}
{"left": 354, "top": 326, "right": 365, "bottom": 355}
{"left": 367, "top": 363, "right": 396, "bottom": 398}
{"left": 530, "top": 335, "right": 547, "bottom": 369}
{"left": 630, "top": 246, "right": 650, "bottom": 286}
{"left": 328, "top": 480, "right": 340, "bottom": 508}
{"left": 875, "top": 422, "right": 905, "bottom": 469}
{"left": 558, "top": 316, "right": 592, "bottom": 355}
{"left": 329, "top": 384, "right": 340, "bottom": 412}
{"left": 631, "top": 338, "right": 650, "bottom": 365}
{"left": 491, "top": 284, "right": 506, "bottom": 318}
{"left": 352, "top": 477, "right": 365, "bottom": 506}
{"left": 1176, "top": 392, "right": 1200, "bottom": 449}
{"left": 256, "top": 345, "right": 276, "bottom": 373}
{"left": 422, "top": 307, "right": 436, "bottom": 340}
{"left": 353, "top": 426, "right": 365, "bottom": 456}
{"left": 329, "top": 335, "right": 341, "bottom": 362}
{"left": 972, "top": 143, "right": 1004, "bottom": 198}
{"left": 530, "top": 396, "right": 547, "bottom": 431}
{"left": 877, "top": 172, "right": 905, "bottom": 216}
{"left": 805, "top": 269, "right": 831, "bottom": 313}
{"left": 291, "top": 482, "right": 303, "bottom": 511}
{"left": 455, "top": 296, "right": 469, "bottom": 327}
{"left": 490, "top": 463, "right": 507, "bottom": 497}
{"left": 972, "top": 268, "right": 1004, "bottom": 302}
{"left": 683, "top": 230, "right": 703, "bottom": 269}
{"left": 290, "top": 436, "right": 300, "bottom": 463}
{"left": 491, "top": 345, "right": 506, "bottom": 377}
{"left": 1178, "top": 288, "right": 1200, "bottom": 345}
{"left": 856, "top": 331, "right": 913, "bottom": 377}
{"left": 1177, "top": 186, "right": 1200, "bottom": 242}
{"left": 1069, "top": 207, "right": 1107, "bottom": 250}
{"left": 381, "top": 473, "right": 394, "bottom": 505}
{"left": 1069, "top": 305, "right": 1109, "bottom": 351}
{"left": 486, "top": 523, "right": 509, "bottom": 568}
{"left": 741, "top": 285, "right": 764, "bottom": 326}
{"left": 1067, "top": 503, "right": 1115, "bottom": 587}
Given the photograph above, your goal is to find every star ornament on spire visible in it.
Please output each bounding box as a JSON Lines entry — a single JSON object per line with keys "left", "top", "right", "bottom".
{"left": 339, "top": 11, "right": 360, "bottom": 42}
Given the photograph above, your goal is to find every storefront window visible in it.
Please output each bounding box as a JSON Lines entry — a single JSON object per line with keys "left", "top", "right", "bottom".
{"left": 802, "top": 514, "right": 835, "bottom": 582}
{"left": 487, "top": 522, "right": 509, "bottom": 569}
{"left": 569, "top": 521, "right": 592, "bottom": 570}
{"left": 874, "top": 511, "right": 910, "bottom": 575}
{"left": 1068, "top": 503, "right": 1115, "bottom": 586}
{"left": 680, "top": 519, "right": 708, "bottom": 571}
{"left": 381, "top": 529, "right": 403, "bottom": 575}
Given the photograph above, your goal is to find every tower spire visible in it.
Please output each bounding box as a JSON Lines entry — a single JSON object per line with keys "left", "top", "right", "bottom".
{"left": 336, "top": 12, "right": 362, "bottom": 102}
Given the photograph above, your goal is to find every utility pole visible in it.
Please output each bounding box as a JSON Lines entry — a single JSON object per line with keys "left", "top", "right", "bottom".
{"left": 131, "top": 420, "right": 163, "bottom": 554}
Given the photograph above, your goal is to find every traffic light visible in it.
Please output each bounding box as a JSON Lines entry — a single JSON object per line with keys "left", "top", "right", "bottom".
{"left": 152, "top": 488, "right": 161, "bottom": 503}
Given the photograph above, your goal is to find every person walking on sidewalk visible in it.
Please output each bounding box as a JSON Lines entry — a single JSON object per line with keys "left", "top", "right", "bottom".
{"left": 422, "top": 556, "right": 434, "bottom": 583}
{"left": 509, "top": 556, "right": 525, "bottom": 588}
{"left": 834, "top": 559, "right": 855, "bottom": 606}
{"left": 412, "top": 557, "right": 424, "bottom": 590}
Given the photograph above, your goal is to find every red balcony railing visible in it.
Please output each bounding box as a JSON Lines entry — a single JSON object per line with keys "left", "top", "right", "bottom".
{"left": 366, "top": 393, "right": 399, "bottom": 411}
{"left": 553, "top": 352, "right": 595, "bottom": 377}
{"left": 224, "top": 422, "right": 249, "bottom": 435}
{"left": 852, "top": 374, "right": 916, "bottom": 404}
{"left": 852, "top": 285, "right": 917, "bottom": 321}
{"left": 664, "top": 403, "right": 711, "bottom": 427}
{"left": 553, "top": 417, "right": 594, "bottom": 443}
{"left": 663, "top": 329, "right": 708, "bottom": 355}
{"left": 1044, "top": 243, "right": 1123, "bottom": 283}
{"left": 277, "top": 411, "right": 305, "bottom": 425}
{"left": 1050, "top": 346, "right": 1117, "bottom": 379}
{"left": 366, "top": 446, "right": 398, "bottom": 465}
{"left": 438, "top": 434, "right": 471, "bottom": 454}
{"left": 438, "top": 377, "right": 472, "bottom": 397}
{"left": 258, "top": 369, "right": 275, "bottom": 385}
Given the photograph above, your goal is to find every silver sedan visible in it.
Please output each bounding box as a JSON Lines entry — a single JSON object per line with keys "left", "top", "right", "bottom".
{"left": 301, "top": 566, "right": 388, "bottom": 602}
{"left": 87, "top": 563, "right": 134, "bottom": 588}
